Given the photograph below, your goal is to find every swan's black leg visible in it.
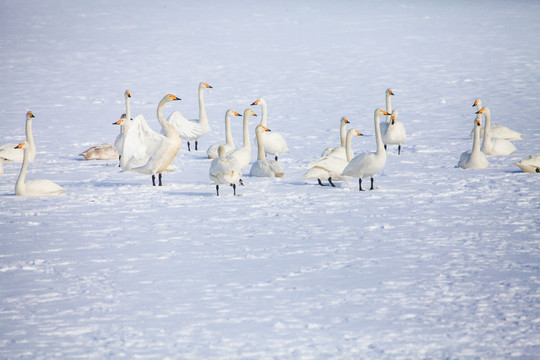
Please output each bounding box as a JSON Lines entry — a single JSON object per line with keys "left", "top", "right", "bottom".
{"left": 398, "top": 145, "right": 401, "bottom": 155}
{"left": 239, "top": 179, "right": 244, "bottom": 186}
{"left": 216, "top": 185, "right": 220, "bottom": 196}
{"left": 384, "top": 144, "right": 387, "bottom": 151}
{"left": 370, "top": 177, "right": 375, "bottom": 190}
{"left": 317, "top": 179, "right": 324, "bottom": 186}
{"left": 359, "top": 178, "right": 364, "bottom": 191}
{"left": 275, "top": 155, "right": 278, "bottom": 161}
{"left": 152, "top": 175, "right": 156, "bottom": 186}
{"left": 158, "top": 173, "right": 163, "bottom": 186}
{"left": 187, "top": 142, "right": 191, "bottom": 151}
{"left": 118, "top": 155, "right": 121, "bottom": 167}
{"left": 328, "top": 177, "right": 336, "bottom": 187}
{"left": 231, "top": 183, "right": 237, "bottom": 195}
{"left": 195, "top": 141, "right": 198, "bottom": 151}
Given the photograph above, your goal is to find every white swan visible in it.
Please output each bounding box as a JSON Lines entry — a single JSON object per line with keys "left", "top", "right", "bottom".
{"left": 514, "top": 154, "right": 540, "bottom": 173}
{"left": 304, "top": 128, "right": 362, "bottom": 187}
{"left": 209, "top": 145, "right": 243, "bottom": 196}
{"left": 206, "top": 109, "right": 242, "bottom": 159}
{"left": 251, "top": 97, "right": 289, "bottom": 160}
{"left": 250, "top": 125, "right": 285, "bottom": 178}
{"left": 13, "top": 142, "right": 65, "bottom": 196}
{"left": 131, "top": 94, "right": 182, "bottom": 186}
{"left": 384, "top": 88, "right": 394, "bottom": 123}
{"left": 79, "top": 143, "right": 118, "bottom": 160}
{"left": 227, "top": 108, "right": 257, "bottom": 171}
{"left": 381, "top": 109, "right": 406, "bottom": 155}
{"left": 320, "top": 117, "right": 350, "bottom": 159}
{"left": 168, "top": 82, "right": 212, "bottom": 151}
{"left": 0, "top": 111, "right": 36, "bottom": 164}
{"left": 477, "top": 107, "right": 517, "bottom": 156}
{"left": 458, "top": 117, "right": 489, "bottom": 169}
{"left": 342, "top": 109, "right": 390, "bottom": 191}
{"left": 471, "top": 99, "right": 523, "bottom": 140}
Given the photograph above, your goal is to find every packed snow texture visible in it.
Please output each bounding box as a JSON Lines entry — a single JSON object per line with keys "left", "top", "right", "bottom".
{"left": 1, "top": 1, "right": 539, "bottom": 358}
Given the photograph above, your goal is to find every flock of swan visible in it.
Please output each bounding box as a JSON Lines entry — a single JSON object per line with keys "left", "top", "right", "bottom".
{"left": 1, "top": 84, "right": 539, "bottom": 197}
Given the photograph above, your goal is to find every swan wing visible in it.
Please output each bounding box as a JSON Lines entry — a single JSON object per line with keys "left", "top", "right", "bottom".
{"left": 262, "top": 132, "right": 289, "bottom": 156}
{"left": 168, "top": 111, "right": 208, "bottom": 141}
{"left": 22, "top": 179, "right": 65, "bottom": 196}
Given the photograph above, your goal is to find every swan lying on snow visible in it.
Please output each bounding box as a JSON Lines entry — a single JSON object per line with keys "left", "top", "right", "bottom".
{"left": 251, "top": 97, "right": 289, "bottom": 161}
{"left": 477, "top": 107, "right": 517, "bottom": 156}
{"left": 458, "top": 117, "right": 489, "bottom": 169}
{"left": 342, "top": 109, "right": 390, "bottom": 191}
{"left": 79, "top": 143, "right": 118, "bottom": 160}
{"left": 209, "top": 145, "right": 243, "bottom": 196}
{"left": 0, "top": 111, "right": 37, "bottom": 164}
{"left": 250, "top": 125, "right": 285, "bottom": 178}
{"left": 14, "top": 142, "right": 65, "bottom": 196}
{"left": 514, "top": 154, "right": 540, "bottom": 173}
{"left": 206, "top": 109, "right": 242, "bottom": 159}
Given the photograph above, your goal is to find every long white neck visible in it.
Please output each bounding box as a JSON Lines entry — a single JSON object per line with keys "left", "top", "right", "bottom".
{"left": 345, "top": 129, "right": 356, "bottom": 162}
{"left": 125, "top": 93, "right": 131, "bottom": 122}
{"left": 15, "top": 147, "right": 28, "bottom": 194}
{"left": 157, "top": 96, "right": 175, "bottom": 138}
{"left": 472, "top": 118, "right": 482, "bottom": 154}
{"left": 259, "top": 99, "right": 268, "bottom": 127}
{"left": 224, "top": 111, "right": 235, "bottom": 147}
{"left": 374, "top": 110, "right": 385, "bottom": 155}
{"left": 385, "top": 91, "right": 392, "bottom": 122}
{"left": 198, "top": 84, "right": 208, "bottom": 127}
{"left": 256, "top": 128, "right": 266, "bottom": 161}
{"left": 242, "top": 111, "right": 251, "bottom": 150}
{"left": 481, "top": 107, "right": 492, "bottom": 147}
{"left": 339, "top": 119, "right": 347, "bottom": 147}
{"left": 25, "top": 116, "right": 36, "bottom": 161}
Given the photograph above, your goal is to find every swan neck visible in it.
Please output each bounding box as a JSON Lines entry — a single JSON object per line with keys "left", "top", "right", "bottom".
{"left": 157, "top": 97, "right": 174, "bottom": 136}
{"left": 224, "top": 113, "right": 234, "bottom": 146}
{"left": 374, "top": 112, "right": 385, "bottom": 155}
{"left": 345, "top": 131, "right": 354, "bottom": 162}
{"left": 125, "top": 94, "right": 131, "bottom": 122}
{"left": 472, "top": 122, "right": 481, "bottom": 153}
{"left": 259, "top": 101, "right": 268, "bottom": 126}
{"left": 385, "top": 93, "right": 392, "bottom": 122}
{"left": 256, "top": 130, "right": 265, "bottom": 160}
{"left": 242, "top": 114, "right": 251, "bottom": 150}
{"left": 340, "top": 120, "right": 347, "bottom": 147}
{"left": 481, "top": 108, "right": 492, "bottom": 146}
{"left": 198, "top": 85, "right": 208, "bottom": 126}
{"left": 15, "top": 147, "right": 28, "bottom": 194}
{"left": 25, "top": 117, "right": 35, "bottom": 159}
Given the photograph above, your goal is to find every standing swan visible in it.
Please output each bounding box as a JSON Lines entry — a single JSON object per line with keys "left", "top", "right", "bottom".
{"left": 131, "top": 94, "right": 182, "bottom": 186}
{"left": 320, "top": 117, "right": 351, "bottom": 159}
{"left": 168, "top": 82, "right": 212, "bottom": 151}
{"left": 458, "top": 118, "right": 489, "bottom": 169}
{"left": 0, "top": 111, "right": 37, "bottom": 164}
{"left": 381, "top": 109, "right": 406, "bottom": 155}
{"left": 477, "top": 107, "right": 517, "bottom": 156}
{"left": 227, "top": 108, "right": 257, "bottom": 171}
{"left": 514, "top": 154, "right": 540, "bottom": 173}
{"left": 304, "top": 128, "right": 362, "bottom": 187}
{"left": 471, "top": 99, "right": 523, "bottom": 140}
{"left": 206, "top": 109, "right": 242, "bottom": 159}
{"left": 342, "top": 109, "right": 390, "bottom": 191}
{"left": 250, "top": 125, "right": 285, "bottom": 178}
{"left": 251, "top": 97, "right": 289, "bottom": 160}
{"left": 209, "top": 145, "right": 243, "bottom": 196}
{"left": 14, "top": 142, "right": 65, "bottom": 196}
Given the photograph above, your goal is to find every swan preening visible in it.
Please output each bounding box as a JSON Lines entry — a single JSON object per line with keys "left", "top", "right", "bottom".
{"left": 342, "top": 109, "right": 390, "bottom": 191}
{"left": 168, "top": 82, "right": 212, "bottom": 151}
{"left": 381, "top": 109, "right": 406, "bottom": 155}
{"left": 14, "top": 142, "right": 65, "bottom": 196}
{"left": 304, "top": 128, "right": 362, "bottom": 187}
{"left": 458, "top": 117, "right": 489, "bottom": 169}
{"left": 477, "top": 107, "right": 517, "bottom": 156}
{"left": 250, "top": 125, "right": 285, "bottom": 178}
{"left": 206, "top": 109, "right": 242, "bottom": 159}
{"left": 471, "top": 99, "right": 523, "bottom": 140}
{"left": 209, "top": 145, "right": 243, "bottom": 196}
{"left": 514, "top": 154, "right": 540, "bottom": 173}
{"left": 0, "top": 111, "right": 37, "bottom": 164}
{"left": 251, "top": 97, "right": 290, "bottom": 161}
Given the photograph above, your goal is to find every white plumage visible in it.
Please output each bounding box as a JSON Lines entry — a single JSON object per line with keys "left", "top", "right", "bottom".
{"left": 0, "top": 111, "right": 36, "bottom": 164}
{"left": 209, "top": 145, "right": 243, "bottom": 196}
{"left": 458, "top": 117, "right": 489, "bottom": 169}
{"left": 250, "top": 125, "right": 285, "bottom": 178}
{"left": 381, "top": 109, "right": 406, "bottom": 155}
{"left": 251, "top": 97, "right": 289, "bottom": 161}
{"left": 514, "top": 154, "right": 540, "bottom": 173}
{"left": 206, "top": 109, "right": 242, "bottom": 159}
{"left": 227, "top": 108, "right": 257, "bottom": 171}
{"left": 477, "top": 107, "right": 517, "bottom": 156}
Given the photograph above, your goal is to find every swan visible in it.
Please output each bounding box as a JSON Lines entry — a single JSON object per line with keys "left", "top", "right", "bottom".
{"left": 209, "top": 145, "right": 243, "bottom": 196}
{"left": 471, "top": 98, "right": 523, "bottom": 140}
{"left": 251, "top": 97, "right": 289, "bottom": 160}
{"left": 304, "top": 128, "right": 362, "bottom": 187}
{"left": 514, "top": 154, "right": 540, "bottom": 173}
{"left": 384, "top": 88, "right": 394, "bottom": 123}
{"left": 131, "top": 94, "right": 182, "bottom": 186}
{"left": 13, "top": 142, "right": 65, "bottom": 196}
{"left": 168, "top": 82, "right": 212, "bottom": 151}
{"left": 250, "top": 125, "right": 285, "bottom": 178}
{"left": 458, "top": 117, "right": 489, "bottom": 169}
{"left": 477, "top": 107, "right": 517, "bottom": 156}
{"left": 0, "top": 111, "right": 36, "bottom": 164}
{"left": 320, "top": 117, "right": 350, "bottom": 159}
{"left": 342, "top": 108, "right": 390, "bottom": 191}
{"left": 79, "top": 143, "right": 118, "bottom": 160}
{"left": 227, "top": 108, "right": 257, "bottom": 171}
{"left": 381, "top": 109, "right": 406, "bottom": 155}
{"left": 206, "top": 109, "right": 242, "bottom": 159}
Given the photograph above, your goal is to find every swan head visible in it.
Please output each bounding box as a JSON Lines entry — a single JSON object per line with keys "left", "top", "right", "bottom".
{"left": 475, "top": 119, "right": 481, "bottom": 126}
{"left": 375, "top": 108, "right": 390, "bottom": 117}
{"left": 26, "top": 111, "right": 35, "bottom": 119}
{"left": 341, "top": 117, "right": 350, "bottom": 124}
{"left": 251, "top": 97, "right": 265, "bottom": 106}
{"left": 476, "top": 106, "right": 489, "bottom": 115}
{"left": 225, "top": 109, "right": 242, "bottom": 117}
{"left": 14, "top": 142, "right": 27, "bottom": 150}
{"left": 391, "top": 110, "right": 398, "bottom": 124}
{"left": 113, "top": 114, "right": 126, "bottom": 125}
{"left": 125, "top": 90, "right": 131, "bottom": 99}
{"left": 200, "top": 82, "right": 213, "bottom": 89}
{"left": 255, "top": 125, "right": 270, "bottom": 134}
{"left": 386, "top": 88, "right": 394, "bottom": 96}
{"left": 244, "top": 108, "right": 257, "bottom": 118}
{"left": 472, "top": 98, "right": 481, "bottom": 107}
{"left": 164, "top": 94, "right": 181, "bottom": 102}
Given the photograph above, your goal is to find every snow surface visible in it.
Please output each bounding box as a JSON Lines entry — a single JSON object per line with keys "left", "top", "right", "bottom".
{"left": 1, "top": 0, "right": 540, "bottom": 358}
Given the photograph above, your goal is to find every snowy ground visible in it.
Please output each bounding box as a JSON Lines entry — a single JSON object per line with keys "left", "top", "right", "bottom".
{"left": 1, "top": 1, "right": 539, "bottom": 358}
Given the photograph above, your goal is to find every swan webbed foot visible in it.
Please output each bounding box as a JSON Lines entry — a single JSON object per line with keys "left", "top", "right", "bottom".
{"left": 216, "top": 185, "right": 220, "bottom": 196}
{"left": 158, "top": 173, "right": 163, "bottom": 186}
{"left": 317, "top": 179, "right": 324, "bottom": 186}
{"left": 328, "top": 177, "right": 336, "bottom": 187}
{"left": 369, "top": 177, "right": 374, "bottom": 190}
